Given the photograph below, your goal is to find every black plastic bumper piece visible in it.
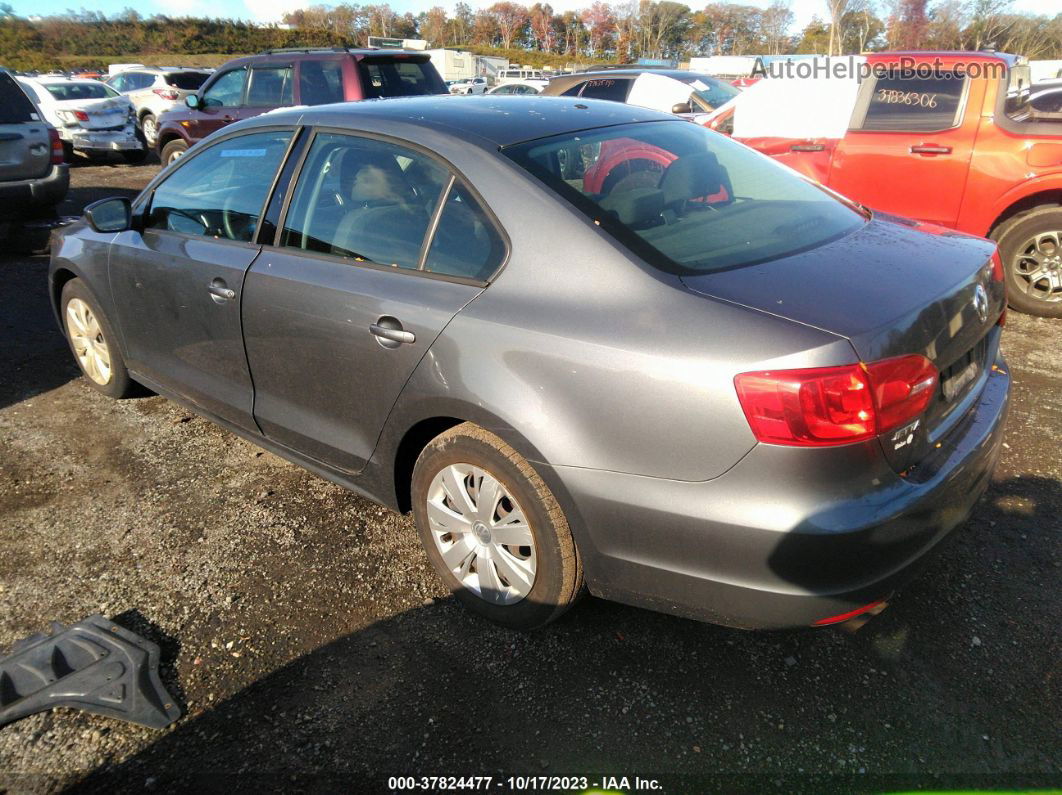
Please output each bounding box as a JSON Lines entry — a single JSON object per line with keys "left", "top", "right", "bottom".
{"left": 0, "top": 615, "right": 181, "bottom": 730}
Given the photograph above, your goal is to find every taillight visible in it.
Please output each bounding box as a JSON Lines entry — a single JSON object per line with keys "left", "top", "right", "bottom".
{"left": 990, "top": 250, "right": 1004, "bottom": 282}
{"left": 47, "top": 127, "right": 64, "bottom": 164}
{"left": 73, "top": 110, "right": 89, "bottom": 122}
{"left": 735, "top": 354, "right": 938, "bottom": 447}
{"left": 153, "top": 88, "right": 180, "bottom": 100}
{"left": 864, "top": 354, "right": 938, "bottom": 434}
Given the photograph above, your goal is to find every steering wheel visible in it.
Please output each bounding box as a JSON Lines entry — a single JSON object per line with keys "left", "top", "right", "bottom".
{"left": 222, "top": 193, "right": 253, "bottom": 241}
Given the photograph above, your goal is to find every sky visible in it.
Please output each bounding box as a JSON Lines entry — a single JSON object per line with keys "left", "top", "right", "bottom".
{"left": 14, "top": 0, "right": 1061, "bottom": 37}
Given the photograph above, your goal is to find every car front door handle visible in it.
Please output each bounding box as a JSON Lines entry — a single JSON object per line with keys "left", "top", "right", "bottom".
{"left": 910, "top": 144, "right": 952, "bottom": 155}
{"left": 370, "top": 320, "right": 415, "bottom": 347}
{"left": 207, "top": 282, "right": 235, "bottom": 301}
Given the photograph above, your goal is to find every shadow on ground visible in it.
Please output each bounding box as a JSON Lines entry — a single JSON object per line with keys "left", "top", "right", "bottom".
{"left": 70, "top": 475, "right": 1060, "bottom": 793}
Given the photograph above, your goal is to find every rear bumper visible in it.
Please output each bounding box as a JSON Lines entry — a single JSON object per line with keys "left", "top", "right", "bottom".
{"left": 549, "top": 353, "right": 1010, "bottom": 630}
{"left": 65, "top": 128, "right": 143, "bottom": 152}
{"left": 0, "top": 164, "right": 69, "bottom": 217}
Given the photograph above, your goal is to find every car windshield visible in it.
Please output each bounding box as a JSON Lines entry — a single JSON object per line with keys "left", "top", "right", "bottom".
{"left": 165, "top": 72, "right": 210, "bottom": 90}
{"left": 503, "top": 120, "right": 865, "bottom": 275}
{"left": 43, "top": 82, "right": 118, "bottom": 101}
{"left": 681, "top": 74, "right": 740, "bottom": 109}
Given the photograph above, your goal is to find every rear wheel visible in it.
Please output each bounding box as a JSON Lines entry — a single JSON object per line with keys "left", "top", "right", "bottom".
{"left": 160, "top": 138, "right": 188, "bottom": 166}
{"left": 140, "top": 112, "right": 158, "bottom": 148}
{"left": 411, "top": 423, "right": 583, "bottom": 630}
{"left": 61, "top": 279, "right": 138, "bottom": 398}
{"left": 993, "top": 205, "right": 1062, "bottom": 317}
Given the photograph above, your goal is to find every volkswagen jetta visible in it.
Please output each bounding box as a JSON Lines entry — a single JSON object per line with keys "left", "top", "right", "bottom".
{"left": 50, "top": 97, "right": 1009, "bottom": 630}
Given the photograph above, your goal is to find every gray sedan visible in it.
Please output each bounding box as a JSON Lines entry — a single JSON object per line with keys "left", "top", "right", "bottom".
{"left": 50, "top": 97, "right": 1009, "bottom": 630}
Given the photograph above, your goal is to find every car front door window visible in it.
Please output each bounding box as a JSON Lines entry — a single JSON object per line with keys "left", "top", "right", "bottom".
{"left": 147, "top": 130, "right": 293, "bottom": 241}
{"left": 202, "top": 68, "right": 247, "bottom": 108}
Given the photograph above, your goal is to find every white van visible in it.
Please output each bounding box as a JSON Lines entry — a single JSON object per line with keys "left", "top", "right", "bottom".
{"left": 496, "top": 68, "right": 544, "bottom": 85}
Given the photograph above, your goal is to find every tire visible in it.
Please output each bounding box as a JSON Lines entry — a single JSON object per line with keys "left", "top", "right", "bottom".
{"left": 160, "top": 138, "right": 188, "bottom": 166}
{"left": 140, "top": 112, "right": 158, "bottom": 148}
{"left": 60, "top": 279, "right": 138, "bottom": 399}
{"left": 121, "top": 149, "right": 148, "bottom": 165}
{"left": 411, "top": 423, "right": 583, "bottom": 630}
{"left": 992, "top": 205, "right": 1062, "bottom": 318}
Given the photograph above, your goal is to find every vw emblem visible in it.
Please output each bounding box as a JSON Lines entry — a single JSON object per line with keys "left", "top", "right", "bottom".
{"left": 973, "top": 283, "right": 989, "bottom": 323}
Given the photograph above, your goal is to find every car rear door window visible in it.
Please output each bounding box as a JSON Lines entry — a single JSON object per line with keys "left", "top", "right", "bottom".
{"left": 247, "top": 65, "right": 293, "bottom": 106}
{"left": 579, "top": 78, "right": 632, "bottom": 102}
{"left": 146, "top": 130, "right": 293, "bottom": 241}
{"left": 203, "top": 67, "right": 247, "bottom": 108}
{"left": 280, "top": 133, "right": 449, "bottom": 269}
{"left": 298, "top": 60, "right": 344, "bottom": 105}
{"left": 855, "top": 73, "right": 967, "bottom": 131}
{"left": 166, "top": 71, "right": 210, "bottom": 90}
{"left": 424, "top": 182, "right": 505, "bottom": 281}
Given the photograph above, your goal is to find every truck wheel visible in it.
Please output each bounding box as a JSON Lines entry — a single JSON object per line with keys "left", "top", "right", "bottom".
{"left": 993, "top": 206, "right": 1062, "bottom": 318}
{"left": 160, "top": 139, "right": 188, "bottom": 166}
{"left": 61, "top": 279, "right": 139, "bottom": 399}
{"left": 411, "top": 423, "right": 583, "bottom": 630}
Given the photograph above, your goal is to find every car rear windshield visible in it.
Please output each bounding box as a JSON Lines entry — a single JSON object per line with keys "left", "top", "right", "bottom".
{"left": 503, "top": 120, "right": 865, "bottom": 275}
{"left": 43, "top": 82, "right": 118, "bottom": 101}
{"left": 0, "top": 72, "right": 39, "bottom": 122}
{"left": 357, "top": 56, "right": 446, "bottom": 98}
{"left": 165, "top": 72, "right": 210, "bottom": 90}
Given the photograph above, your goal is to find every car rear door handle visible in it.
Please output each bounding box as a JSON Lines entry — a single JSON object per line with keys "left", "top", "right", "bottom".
{"left": 790, "top": 143, "right": 825, "bottom": 152}
{"left": 910, "top": 144, "right": 952, "bottom": 155}
{"left": 370, "top": 319, "right": 415, "bottom": 347}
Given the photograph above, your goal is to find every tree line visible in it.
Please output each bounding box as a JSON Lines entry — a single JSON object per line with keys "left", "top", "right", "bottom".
{"left": 0, "top": 0, "right": 1059, "bottom": 74}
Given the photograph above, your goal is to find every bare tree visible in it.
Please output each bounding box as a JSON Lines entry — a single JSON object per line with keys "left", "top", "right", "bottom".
{"left": 825, "top": 0, "right": 851, "bottom": 54}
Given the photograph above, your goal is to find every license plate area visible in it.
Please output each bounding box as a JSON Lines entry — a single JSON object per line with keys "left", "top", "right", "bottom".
{"left": 941, "top": 337, "right": 987, "bottom": 404}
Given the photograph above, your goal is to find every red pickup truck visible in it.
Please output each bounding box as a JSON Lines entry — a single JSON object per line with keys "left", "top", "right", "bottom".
{"left": 705, "top": 52, "right": 1062, "bottom": 317}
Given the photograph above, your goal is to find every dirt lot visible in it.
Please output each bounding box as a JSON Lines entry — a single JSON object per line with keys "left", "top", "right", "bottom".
{"left": 0, "top": 162, "right": 1059, "bottom": 793}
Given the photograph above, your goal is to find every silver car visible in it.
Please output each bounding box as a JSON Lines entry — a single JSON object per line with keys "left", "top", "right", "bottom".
{"left": 105, "top": 67, "right": 211, "bottom": 148}
{"left": 49, "top": 97, "right": 1009, "bottom": 631}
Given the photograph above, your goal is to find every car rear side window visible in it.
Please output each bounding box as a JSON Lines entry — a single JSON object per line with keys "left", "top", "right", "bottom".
{"left": 357, "top": 58, "right": 446, "bottom": 98}
{"left": 0, "top": 72, "right": 39, "bottom": 123}
{"left": 247, "top": 65, "right": 293, "bottom": 106}
{"left": 280, "top": 133, "right": 449, "bottom": 269}
{"left": 579, "top": 78, "right": 632, "bottom": 102}
{"left": 166, "top": 72, "right": 210, "bottom": 90}
{"left": 146, "top": 130, "right": 292, "bottom": 241}
{"left": 855, "top": 73, "right": 966, "bottom": 131}
{"left": 425, "top": 183, "right": 505, "bottom": 281}
{"left": 203, "top": 67, "right": 247, "bottom": 108}
{"left": 299, "top": 61, "right": 344, "bottom": 105}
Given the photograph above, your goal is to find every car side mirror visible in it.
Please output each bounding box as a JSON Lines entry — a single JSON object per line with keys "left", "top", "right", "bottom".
{"left": 671, "top": 102, "right": 693, "bottom": 115}
{"left": 185, "top": 94, "right": 201, "bottom": 109}
{"left": 84, "top": 197, "right": 132, "bottom": 233}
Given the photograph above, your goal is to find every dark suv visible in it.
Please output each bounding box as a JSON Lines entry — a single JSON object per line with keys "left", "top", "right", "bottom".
{"left": 155, "top": 48, "right": 447, "bottom": 164}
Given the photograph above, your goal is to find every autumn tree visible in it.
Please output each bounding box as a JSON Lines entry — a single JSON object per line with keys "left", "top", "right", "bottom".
{"left": 489, "top": 2, "right": 529, "bottom": 49}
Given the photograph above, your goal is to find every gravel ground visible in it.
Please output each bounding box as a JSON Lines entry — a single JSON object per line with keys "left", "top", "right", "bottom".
{"left": 0, "top": 162, "right": 1060, "bottom": 793}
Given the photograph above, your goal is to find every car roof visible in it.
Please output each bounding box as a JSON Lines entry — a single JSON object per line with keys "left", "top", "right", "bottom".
{"left": 244, "top": 95, "right": 677, "bottom": 148}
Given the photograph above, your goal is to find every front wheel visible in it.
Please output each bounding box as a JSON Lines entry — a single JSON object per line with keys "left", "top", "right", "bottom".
{"left": 160, "top": 138, "right": 188, "bottom": 166}
{"left": 411, "top": 423, "right": 583, "bottom": 630}
{"left": 993, "top": 206, "right": 1062, "bottom": 317}
{"left": 61, "top": 279, "right": 138, "bottom": 398}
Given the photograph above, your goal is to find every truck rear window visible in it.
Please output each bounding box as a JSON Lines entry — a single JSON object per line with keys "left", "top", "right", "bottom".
{"left": 0, "top": 72, "right": 39, "bottom": 123}
{"left": 357, "top": 57, "right": 446, "bottom": 98}
{"left": 856, "top": 73, "right": 966, "bottom": 132}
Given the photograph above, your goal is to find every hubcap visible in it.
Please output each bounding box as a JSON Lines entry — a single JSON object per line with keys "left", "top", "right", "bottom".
{"left": 1013, "top": 231, "right": 1062, "bottom": 303}
{"left": 65, "top": 298, "right": 112, "bottom": 385}
{"left": 143, "top": 117, "right": 157, "bottom": 145}
{"left": 426, "top": 463, "right": 536, "bottom": 605}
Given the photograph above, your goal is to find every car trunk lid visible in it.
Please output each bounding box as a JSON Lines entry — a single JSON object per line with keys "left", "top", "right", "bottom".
{"left": 681, "top": 214, "right": 1004, "bottom": 471}
{"left": 53, "top": 97, "right": 130, "bottom": 130}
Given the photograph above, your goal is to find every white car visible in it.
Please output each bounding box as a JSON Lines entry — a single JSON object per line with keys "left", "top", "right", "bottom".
{"left": 487, "top": 80, "right": 547, "bottom": 95}
{"left": 105, "top": 67, "right": 212, "bottom": 148}
{"left": 449, "top": 77, "right": 488, "bottom": 95}
{"left": 17, "top": 77, "right": 144, "bottom": 163}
